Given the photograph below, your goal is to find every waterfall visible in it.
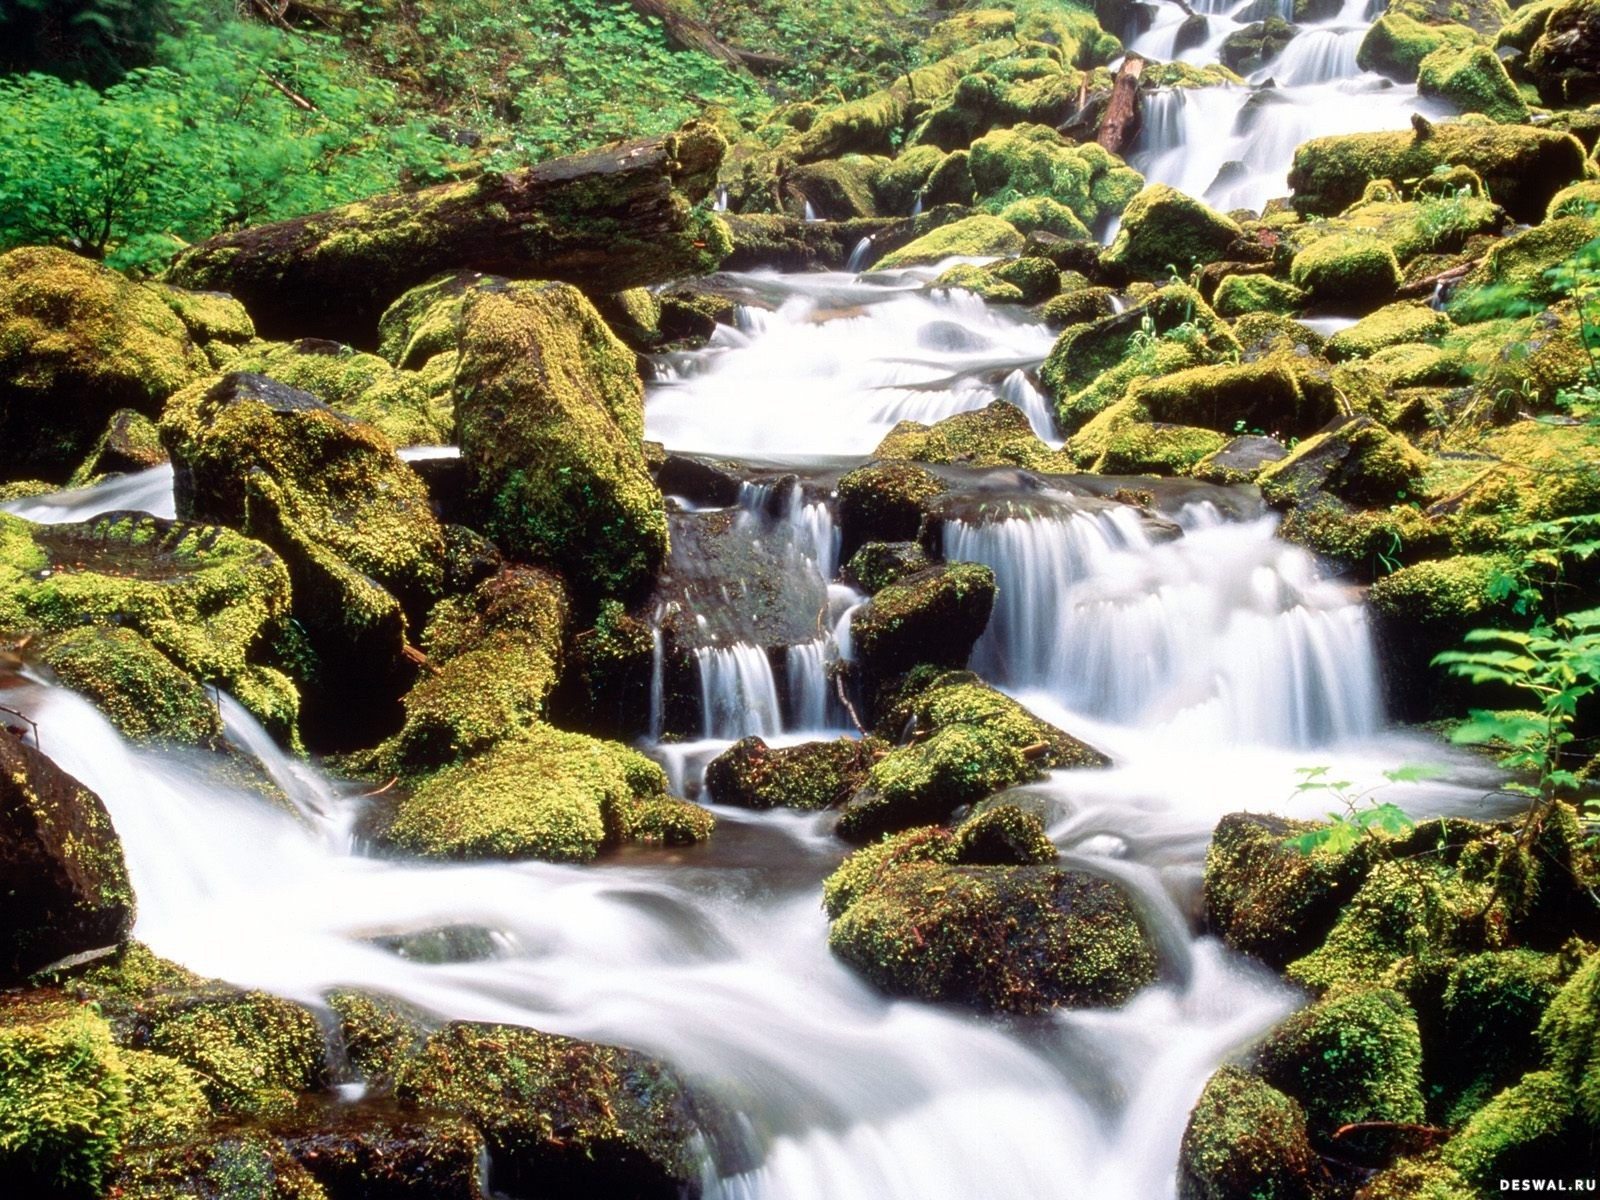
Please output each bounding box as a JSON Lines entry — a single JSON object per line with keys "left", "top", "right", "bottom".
{"left": 846, "top": 236, "right": 874, "bottom": 273}
{"left": 649, "top": 623, "right": 667, "bottom": 740}
{"left": 999, "top": 370, "right": 1062, "bottom": 448}
{"left": 2, "top": 464, "right": 176, "bottom": 523}
{"left": 945, "top": 510, "right": 1383, "bottom": 747}
{"left": 697, "top": 643, "right": 783, "bottom": 738}
{"left": 785, "top": 639, "right": 833, "bottom": 732}
{"left": 1255, "top": 29, "right": 1363, "bottom": 86}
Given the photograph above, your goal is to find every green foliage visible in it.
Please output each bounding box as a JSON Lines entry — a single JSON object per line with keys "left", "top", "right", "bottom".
{"left": 1435, "top": 607, "right": 1600, "bottom": 815}
{"left": 0, "top": 3, "right": 451, "bottom": 271}
{"left": 1483, "top": 511, "right": 1600, "bottom": 615}
{"left": 1282, "top": 766, "right": 1426, "bottom": 856}
{"left": 0, "top": 0, "right": 177, "bottom": 84}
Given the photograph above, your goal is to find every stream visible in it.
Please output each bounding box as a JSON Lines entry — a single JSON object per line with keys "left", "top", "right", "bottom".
{"left": 0, "top": 6, "right": 1520, "bottom": 1195}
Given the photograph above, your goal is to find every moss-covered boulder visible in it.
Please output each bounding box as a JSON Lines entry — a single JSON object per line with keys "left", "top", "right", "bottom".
{"left": 0, "top": 1002, "right": 129, "bottom": 1198}
{"left": 1214, "top": 273, "right": 1307, "bottom": 317}
{"left": 933, "top": 262, "right": 1026, "bottom": 302}
{"left": 0, "top": 736, "right": 132, "bottom": 984}
{"left": 38, "top": 626, "right": 222, "bottom": 747}
{"left": 1527, "top": 0, "right": 1600, "bottom": 105}
{"left": 1326, "top": 301, "right": 1453, "bottom": 360}
{"left": 825, "top": 808, "right": 1153, "bottom": 1013}
{"left": 396, "top": 1021, "right": 705, "bottom": 1200}
{"left": 368, "top": 566, "right": 569, "bottom": 775}
{"left": 1177, "top": 1067, "right": 1332, "bottom": 1200}
{"left": 1289, "top": 235, "right": 1402, "bottom": 308}
{"left": 787, "top": 155, "right": 884, "bottom": 220}
{"left": 704, "top": 736, "right": 881, "bottom": 810}
{"left": 0, "top": 510, "right": 297, "bottom": 739}
{"left": 850, "top": 563, "right": 997, "bottom": 686}
{"left": 872, "top": 214, "right": 1026, "bottom": 268}
{"left": 837, "top": 670, "right": 1106, "bottom": 840}
{"left": 1288, "top": 124, "right": 1590, "bottom": 224}
{"left": 845, "top": 542, "right": 932, "bottom": 593}
{"left": 555, "top": 599, "right": 657, "bottom": 740}
{"left": 1258, "top": 417, "right": 1428, "bottom": 509}
{"left": 1539, "top": 950, "right": 1600, "bottom": 1123}
{"left": 155, "top": 286, "right": 255, "bottom": 369}
{"left": 966, "top": 124, "right": 1142, "bottom": 230}
{"left": 112, "top": 1130, "right": 330, "bottom": 1200}
{"left": 0, "top": 247, "right": 207, "bottom": 484}
{"left": 1086, "top": 414, "right": 1229, "bottom": 476}
{"left": 1103, "top": 184, "right": 1244, "bottom": 279}
{"left": 1359, "top": 15, "right": 1479, "bottom": 82}
{"left": 455, "top": 281, "right": 666, "bottom": 605}
{"left": 1194, "top": 434, "right": 1291, "bottom": 484}
{"left": 1418, "top": 42, "right": 1531, "bottom": 122}
{"left": 1442, "top": 1069, "right": 1589, "bottom": 1189}
{"left": 1255, "top": 988, "right": 1426, "bottom": 1141}
{"left": 836, "top": 461, "right": 945, "bottom": 556}
{"left": 872, "top": 402, "right": 1067, "bottom": 469}
{"left": 226, "top": 338, "right": 449, "bottom": 447}
{"left": 69, "top": 409, "right": 168, "bottom": 485}
{"left": 273, "top": 1105, "right": 487, "bottom": 1200}
{"left": 1127, "top": 358, "right": 1337, "bottom": 440}
{"left": 1448, "top": 215, "right": 1600, "bottom": 321}
{"left": 162, "top": 371, "right": 446, "bottom": 741}
{"left": 1222, "top": 17, "right": 1298, "bottom": 74}
{"left": 380, "top": 725, "right": 712, "bottom": 862}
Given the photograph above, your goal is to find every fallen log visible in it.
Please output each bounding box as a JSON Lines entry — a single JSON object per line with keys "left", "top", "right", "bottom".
{"left": 626, "top": 1, "right": 790, "bottom": 74}
{"left": 165, "top": 122, "right": 729, "bottom": 347}
{"left": 1097, "top": 54, "right": 1144, "bottom": 156}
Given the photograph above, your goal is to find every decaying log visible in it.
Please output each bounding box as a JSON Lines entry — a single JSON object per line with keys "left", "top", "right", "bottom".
{"left": 165, "top": 123, "right": 729, "bottom": 346}
{"left": 627, "top": 1, "right": 790, "bottom": 74}
{"left": 1097, "top": 55, "right": 1145, "bottom": 156}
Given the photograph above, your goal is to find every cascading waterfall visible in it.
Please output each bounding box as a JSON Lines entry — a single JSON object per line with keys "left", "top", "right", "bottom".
{"left": 697, "top": 642, "right": 784, "bottom": 738}
{"left": 785, "top": 639, "right": 834, "bottom": 732}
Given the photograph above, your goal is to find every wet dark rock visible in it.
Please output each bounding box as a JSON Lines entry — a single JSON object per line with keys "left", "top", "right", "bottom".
{"left": 850, "top": 563, "right": 997, "bottom": 688}
{"left": 704, "top": 736, "right": 881, "bottom": 810}
{"left": 844, "top": 541, "right": 931, "bottom": 593}
{"left": 1178, "top": 1067, "right": 1333, "bottom": 1200}
{"left": 279, "top": 1103, "right": 489, "bottom": 1200}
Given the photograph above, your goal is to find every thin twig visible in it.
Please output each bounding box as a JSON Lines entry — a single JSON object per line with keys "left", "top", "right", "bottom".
{"left": 0, "top": 704, "right": 40, "bottom": 750}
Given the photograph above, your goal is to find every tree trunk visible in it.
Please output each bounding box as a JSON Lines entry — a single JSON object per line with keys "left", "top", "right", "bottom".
{"left": 1097, "top": 55, "right": 1145, "bottom": 156}
{"left": 165, "top": 123, "right": 729, "bottom": 347}
{"left": 627, "top": 1, "right": 789, "bottom": 74}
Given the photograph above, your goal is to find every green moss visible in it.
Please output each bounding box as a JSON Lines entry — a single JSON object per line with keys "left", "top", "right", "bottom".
{"left": 375, "top": 271, "right": 485, "bottom": 369}
{"left": 1527, "top": 0, "right": 1600, "bottom": 105}
{"left": 1103, "top": 184, "right": 1243, "bottom": 279}
{"left": 872, "top": 214, "right": 1025, "bottom": 268}
{"left": 1546, "top": 179, "right": 1600, "bottom": 221}
{"left": 704, "top": 736, "right": 881, "bottom": 811}
{"left": 1258, "top": 417, "right": 1429, "bottom": 509}
{"left": 454, "top": 282, "right": 665, "bottom": 604}
{"left": 1327, "top": 301, "right": 1454, "bottom": 360}
{"left": 837, "top": 461, "right": 945, "bottom": 548}
{"left": 850, "top": 562, "right": 997, "bottom": 684}
{"left": 1449, "top": 216, "right": 1600, "bottom": 320}
{"left": 1038, "top": 284, "right": 1117, "bottom": 327}
{"left": 1418, "top": 42, "right": 1530, "bottom": 122}
{"left": 871, "top": 144, "right": 948, "bottom": 215}
{"left": 788, "top": 155, "right": 885, "bottom": 220}
{"left": 1347, "top": 1155, "right": 1475, "bottom": 1199}
{"left": 965, "top": 124, "right": 1141, "bottom": 231}
{"left": 114, "top": 1130, "right": 329, "bottom": 1199}
{"left": 1127, "top": 357, "right": 1336, "bottom": 439}
{"left": 0, "top": 511, "right": 296, "bottom": 738}
{"left": 226, "top": 340, "right": 448, "bottom": 447}
{"left": 0, "top": 247, "right": 207, "bottom": 484}
{"left": 845, "top": 542, "right": 931, "bottom": 593}
{"left": 1214, "top": 273, "right": 1306, "bottom": 317}
{"left": 68, "top": 408, "right": 168, "bottom": 486}
{"left": 1177, "top": 1067, "right": 1329, "bottom": 1200}
{"left": 384, "top": 724, "right": 711, "bottom": 862}
{"left": 1438, "top": 949, "right": 1570, "bottom": 1122}
{"left": 395, "top": 1021, "right": 702, "bottom": 1194}
{"left": 1093, "top": 419, "right": 1227, "bottom": 476}
{"left": 0, "top": 1003, "right": 128, "bottom": 1198}
{"left": 1443, "top": 1071, "right": 1578, "bottom": 1187}
{"left": 996, "top": 196, "right": 1091, "bottom": 239}
{"left": 141, "top": 990, "right": 325, "bottom": 1118}
{"left": 1359, "top": 15, "right": 1482, "bottom": 82}
{"left": 989, "top": 256, "right": 1063, "bottom": 303}
{"left": 824, "top": 826, "right": 955, "bottom": 919}
{"left": 949, "top": 802, "right": 1058, "bottom": 866}
{"left": 1538, "top": 951, "right": 1600, "bottom": 1124}
{"left": 1369, "top": 553, "right": 1504, "bottom": 626}
{"left": 933, "top": 263, "right": 1025, "bottom": 302}
{"left": 119, "top": 1049, "right": 209, "bottom": 1149}
{"left": 1290, "top": 234, "right": 1402, "bottom": 307}
{"left": 1256, "top": 988, "right": 1426, "bottom": 1136}
{"left": 1288, "top": 123, "right": 1589, "bottom": 224}
{"left": 325, "top": 988, "right": 428, "bottom": 1086}
{"left": 39, "top": 626, "right": 222, "bottom": 747}
{"left": 872, "top": 401, "right": 1068, "bottom": 470}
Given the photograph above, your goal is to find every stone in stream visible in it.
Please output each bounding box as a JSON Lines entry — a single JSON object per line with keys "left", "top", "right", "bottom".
{"left": 69, "top": 409, "right": 168, "bottom": 485}
{"left": 849, "top": 562, "right": 998, "bottom": 688}
{"left": 704, "top": 736, "right": 883, "bottom": 810}
{"left": 872, "top": 402, "right": 1071, "bottom": 471}
{"left": 825, "top": 808, "right": 1157, "bottom": 1013}
{"left": 1177, "top": 1067, "right": 1333, "bottom": 1200}
{"left": 1102, "top": 184, "right": 1245, "bottom": 281}
{"left": 36, "top": 626, "right": 223, "bottom": 748}
{"left": 0, "top": 734, "right": 133, "bottom": 983}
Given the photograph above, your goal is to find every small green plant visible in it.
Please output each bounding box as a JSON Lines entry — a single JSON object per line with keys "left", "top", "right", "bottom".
{"left": 1282, "top": 765, "right": 1428, "bottom": 856}
{"left": 1434, "top": 607, "right": 1600, "bottom": 835}
{"left": 1485, "top": 513, "right": 1600, "bottom": 616}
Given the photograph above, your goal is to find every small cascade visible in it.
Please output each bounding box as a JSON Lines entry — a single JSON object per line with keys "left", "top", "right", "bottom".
{"left": 715, "top": 184, "right": 729, "bottom": 212}
{"left": 217, "top": 695, "right": 340, "bottom": 828}
{"left": 785, "top": 639, "right": 833, "bottom": 732}
{"left": 803, "top": 200, "right": 819, "bottom": 223}
{"left": 946, "top": 509, "right": 1383, "bottom": 746}
{"left": 846, "top": 236, "right": 874, "bottom": 274}
{"left": 696, "top": 643, "right": 783, "bottom": 738}
{"left": 649, "top": 624, "right": 666, "bottom": 740}
{"left": 910, "top": 193, "right": 923, "bottom": 217}
{"left": 1254, "top": 28, "right": 1363, "bottom": 86}
{"left": 999, "top": 370, "right": 1062, "bottom": 448}
{"left": 2, "top": 464, "right": 177, "bottom": 523}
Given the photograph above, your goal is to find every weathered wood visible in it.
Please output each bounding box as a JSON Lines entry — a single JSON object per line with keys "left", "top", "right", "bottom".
{"left": 1096, "top": 55, "right": 1145, "bottom": 156}
{"left": 165, "top": 123, "right": 729, "bottom": 346}
{"left": 627, "top": 1, "right": 790, "bottom": 74}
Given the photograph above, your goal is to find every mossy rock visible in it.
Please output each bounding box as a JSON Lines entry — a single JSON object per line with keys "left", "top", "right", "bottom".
{"left": 273, "top": 1104, "right": 487, "bottom": 1200}
{"left": 559, "top": 598, "right": 657, "bottom": 740}
{"left": 154, "top": 285, "right": 255, "bottom": 368}
{"left": 119, "top": 1047, "right": 209, "bottom": 1150}
{"left": 1418, "top": 41, "right": 1531, "bottom": 122}
{"left": 1289, "top": 234, "right": 1402, "bottom": 308}
{"left": 1527, "top": 0, "right": 1600, "bottom": 106}
{"left": 836, "top": 461, "right": 946, "bottom": 557}
{"left": 1326, "top": 301, "right": 1454, "bottom": 360}
{"left": 1385, "top": 0, "right": 1510, "bottom": 35}
{"left": 850, "top": 562, "right": 997, "bottom": 686}
{"left": 0, "top": 247, "right": 207, "bottom": 484}
{"left": 1539, "top": 950, "right": 1600, "bottom": 1124}
{"left": 325, "top": 989, "right": 430, "bottom": 1087}
{"left": 1353, "top": 1157, "right": 1476, "bottom": 1200}
{"left": 871, "top": 214, "right": 1026, "bottom": 268}
{"left": 1221, "top": 17, "right": 1298, "bottom": 74}
{"left": 1442, "top": 1070, "right": 1589, "bottom": 1188}
{"left": 1177, "top": 1066, "right": 1332, "bottom": 1200}
{"left": 1258, "top": 417, "right": 1428, "bottom": 509}
{"left": 1546, "top": 178, "right": 1600, "bottom": 221}
{"left": 113, "top": 1130, "right": 332, "bottom": 1199}
{"left": 139, "top": 989, "right": 326, "bottom": 1117}
{"left": 0, "top": 1002, "right": 128, "bottom": 1198}
{"left": 1092, "top": 418, "right": 1227, "bottom": 476}
{"left": 1193, "top": 434, "right": 1291, "bottom": 484}
{"left": 966, "top": 124, "right": 1142, "bottom": 231}
{"left": 1288, "top": 124, "right": 1589, "bottom": 224}
{"left": 394, "top": 1021, "right": 704, "bottom": 1199}
{"left": 1038, "top": 283, "right": 1118, "bottom": 327}
{"left": 1128, "top": 357, "right": 1337, "bottom": 439}
{"left": 1255, "top": 988, "right": 1426, "bottom": 1142}
{"left": 1214, "top": 273, "right": 1307, "bottom": 318}
{"left": 997, "top": 196, "right": 1092, "bottom": 239}
{"left": 837, "top": 670, "right": 1106, "bottom": 841}
{"left": 989, "top": 255, "right": 1063, "bottom": 303}
{"left": 226, "top": 338, "right": 449, "bottom": 447}
{"left": 381, "top": 725, "right": 711, "bottom": 862}
{"left": 872, "top": 402, "right": 1068, "bottom": 469}
{"left": 1103, "top": 184, "right": 1244, "bottom": 280}
{"left": 366, "top": 566, "right": 570, "bottom": 775}
{"left": 1359, "top": 15, "right": 1481, "bottom": 82}
{"left": 39, "top": 626, "right": 222, "bottom": 747}
{"left": 871, "top": 144, "right": 949, "bottom": 215}
{"left": 1204, "top": 811, "right": 1375, "bottom": 970}
{"left": 933, "top": 262, "right": 1026, "bottom": 302}
{"left": 787, "top": 155, "right": 885, "bottom": 220}
{"left": 68, "top": 409, "right": 168, "bottom": 486}
{"left": 375, "top": 270, "right": 499, "bottom": 370}
{"left": 455, "top": 281, "right": 666, "bottom": 606}
{"left": 1448, "top": 215, "right": 1600, "bottom": 321}
{"left": 845, "top": 541, "right": 932, "bottom": 593}
{"left": 703, "top": 736, "right": 881, "bottom": 810}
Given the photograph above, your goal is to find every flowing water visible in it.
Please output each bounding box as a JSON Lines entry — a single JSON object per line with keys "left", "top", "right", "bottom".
{"left": 0, "top": 6, "right": 1523, "bottom": 1192}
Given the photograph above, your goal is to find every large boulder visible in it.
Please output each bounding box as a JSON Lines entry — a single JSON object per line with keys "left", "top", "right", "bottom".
{"left": 0, "top": 511, "right": 297, "bottom": 739}
{"left": 1257, "top": 417, "right": 1428, "bottom": 510}
{"left": 1358, "top": 14, "right": 1479, "bottom": 81}
{"left": 871, "top": 214, "right": 1026, "bottom": 268}
{"left": 162, "top": 371, "right": 447, "bottom": 743}
{"left": 1103, "top": 184, "right": 1244, "bottom": 279}
{"left": 1527, "top": 0, "right": 1600, "bottom": 105}
{"left": 455, "top": 282, "right": 667, "bottom": 605}
{"left": 1289, "top": 235, "right": 1401, "bottom": 308}
{"left": 1178, "top": 1067, "right": 1333, "bottom": 1200}
{"left": 704, "top": 736, "right": 881, "bottom": 810}
{"left": 396, "top": 1021, "right": 706, "bottom": 1199}
{"left": 0, "top": 247, "right": 207, "bottom": 484}
{"left": 1288, "top": 124, "right": 1590, "bottom": 224}
{"left": 850, "top": 563, "right": 997, "bottom": 686}
{"left": 0, "top": 737, "right": 133, "bottom": 983}
{"left": 873, "top": 402, "right": 1069, "bottom": 469}
{"left": 38, "top": 626, "right": 222, "bottom": 747}
{"left": 1417, "top": 42, "right": 1530, "bottom": 122}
